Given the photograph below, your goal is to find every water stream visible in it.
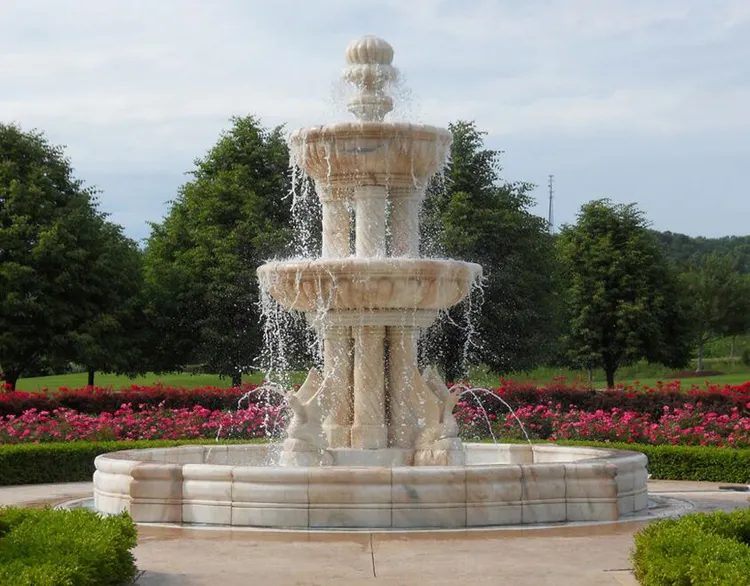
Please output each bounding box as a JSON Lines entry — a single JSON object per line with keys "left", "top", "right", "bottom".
{"left": 450, "top": 384, "right": 536, "bottom": 460}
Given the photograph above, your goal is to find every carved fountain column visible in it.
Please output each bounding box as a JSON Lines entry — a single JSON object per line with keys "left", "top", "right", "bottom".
{"left": 354, "top": 185, "right": 387, "bottom": 258}
{"left": 389, "top": 186, "right": 423, "bottom": 258}
{"left": 387, "top": 324, "right": 419, "bottom": 448}
{"left": 320, "top": 324, "right": 353, "bottom": 448}
{"left": 351, "top": 324, "right": 388, "bottom": 448}
{"left": 319, "top": 183, "right": 351, "bottom": 259}
{"left": 348, "top": 182, "right": 389, "bottom": 449}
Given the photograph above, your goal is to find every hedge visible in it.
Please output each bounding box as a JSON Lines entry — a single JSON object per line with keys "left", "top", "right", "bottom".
{"left": 555, "top": 441, "right": 750, "bottom": 484}
{"left": 1, "top": 439, "right": 749, "bottom": 486}
{"left": 0, "top": 507, "right": 138, "bottom": 585}
{"left": 632, "top": 508, "right": 750, "bottom": 585}
{"left": 0, "top": 439, "right": 255, "bottom": 486}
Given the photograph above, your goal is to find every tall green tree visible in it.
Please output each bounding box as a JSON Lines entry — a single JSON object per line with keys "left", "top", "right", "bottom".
{"left": 0, "top": 124, "right": 138, "bottom": 389}
{"left": 558, "top": 199, "right": 692, "bottom": 388}
{"left": 680, "top": 253, "right": 750, "bottom": 371}
{"left": 67, "top": 222, "right": 148, "bottom": 386}
{"left": 420, "top": 121, "right": 559, "bottom": 381}
{"left": 143, "top": 115, "right": 293, "bottom": 386}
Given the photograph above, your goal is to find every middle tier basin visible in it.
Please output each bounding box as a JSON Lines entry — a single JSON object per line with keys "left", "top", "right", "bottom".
{"left": 257, "top": 258, "right": 482, "bottom": 312}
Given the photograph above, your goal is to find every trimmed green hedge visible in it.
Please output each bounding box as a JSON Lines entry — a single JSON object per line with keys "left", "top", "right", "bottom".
{"left": 0, "top": 439, "right": 748, "bottom": 486}
{"left": 632, "top": 508, "right": 750, "bottom": 585}
{"left": 0, "top": 507, "right": 138, "bottom": 585}
{"left": 555, "top": 441, "right": 750, "bottom": 484}
{"left": 0, "top": 439, "right": 256, "bottom": 486}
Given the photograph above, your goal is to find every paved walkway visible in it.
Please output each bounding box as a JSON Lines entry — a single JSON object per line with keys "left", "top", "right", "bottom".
{"left": 1, "top": 480, "right": 748, "bottom": 586}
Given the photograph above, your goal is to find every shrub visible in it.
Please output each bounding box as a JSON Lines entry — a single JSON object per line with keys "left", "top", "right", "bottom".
{"left": 0, "top": 380, "right": 747, "bottom": 418}
{"left": 459, "top": 400, "right": 750, "bottom": 448}
{"left": 0, "top": 439, "right": 254, "bottom": 485}
{"left": 0, "top": 383, "right": 280, "bottom": 417}
{"left": 557, "top": 441, "right": 750, "bottom": 484}
{"left": 0, "top": 507, "right": 138, "bottom": 586}
{"left": 476, "top": 379, "right": 750, "bottom": 418}
{"left": 632, "top": 508, "right": 750, "bottom": 585}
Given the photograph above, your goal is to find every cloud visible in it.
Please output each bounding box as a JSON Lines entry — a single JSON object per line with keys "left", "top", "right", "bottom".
{"left": 1, "top": 0, "right": 749, "bottom": 238}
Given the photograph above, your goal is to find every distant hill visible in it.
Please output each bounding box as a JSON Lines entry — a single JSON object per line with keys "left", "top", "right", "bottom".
{"left": 654, "top": 231, "right": 750, "bottom": 273}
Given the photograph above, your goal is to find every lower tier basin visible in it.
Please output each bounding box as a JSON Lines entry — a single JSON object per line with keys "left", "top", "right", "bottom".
{"left": 257, "top": 258, "right": 482, "bottom": 312}
{"left": 93, "top": 443, "right": 648, "bottom": 528}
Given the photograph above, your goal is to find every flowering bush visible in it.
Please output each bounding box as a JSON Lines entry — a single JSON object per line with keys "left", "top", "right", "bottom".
{"left": 1, "top": 379, "right": 747, "bottom": 418}
{"left": 0, "top": 403, "right": 284, "bottom": 444}
{"left": 0, "top": 383, "right": 277, "bottom": 417}
{"left": 456, "top": 401, "right": 750, "bottom": 448}
{"left": 0, "top": 397, "right": 748, "bottom": 447}
{"left": 469, "top": 378, "right": 750, "bottom": 418}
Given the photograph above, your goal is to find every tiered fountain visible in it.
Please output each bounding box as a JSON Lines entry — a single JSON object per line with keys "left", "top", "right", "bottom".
{"left": 257, "top": 34, "right": 481, "bottom": 469}
{"left": 93, "top": 36, "right": 649, "bottom": 529}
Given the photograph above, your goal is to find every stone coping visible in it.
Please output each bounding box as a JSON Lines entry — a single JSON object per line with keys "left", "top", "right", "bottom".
{"left": 94, "top": 443, "right": 649, "bottom": 529}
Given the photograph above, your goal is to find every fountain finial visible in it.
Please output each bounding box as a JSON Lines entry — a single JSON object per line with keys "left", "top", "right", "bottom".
{"left": 343, "top": 35, "right": 397, "bottom": 122}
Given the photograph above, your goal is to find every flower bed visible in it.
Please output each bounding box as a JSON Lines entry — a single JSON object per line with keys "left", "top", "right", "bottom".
{"left": 469, "top": 379, "right": 750, "bottom": 418}
{"left": 1, "top": 379, "right": 747, "bottom": 417}
{"left": 458, "top": 401, "right": 750, "bottom": 448}
{"left": 1, "top": 399, "right": 747, "bottom": 448}
{"left": 0, "top": 403, "right": 284, "bottom": 444}
{"left": 0, "top": 383, "right": 273, "bottom": 417}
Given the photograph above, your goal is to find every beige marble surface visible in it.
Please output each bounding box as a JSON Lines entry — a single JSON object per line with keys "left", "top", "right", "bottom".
{"left": 94, "top": 443, "right": 649, "bottom": 528}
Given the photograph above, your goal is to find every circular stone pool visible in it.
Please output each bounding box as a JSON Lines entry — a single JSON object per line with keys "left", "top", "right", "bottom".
{"left": 93, "top": 443, "right": 648, "bottom": 529}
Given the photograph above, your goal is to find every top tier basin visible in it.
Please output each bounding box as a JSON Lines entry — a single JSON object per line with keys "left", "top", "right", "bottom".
{"left": 290, "top": 122, "right": 453, "bottom": 190}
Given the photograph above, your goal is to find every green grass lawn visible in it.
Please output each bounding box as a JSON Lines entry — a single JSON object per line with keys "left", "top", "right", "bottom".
{"left": 15, "top": 371, "right": 268, "bottom": 392}
{"left": 14, "top": 366, "right": 749, "bottom": 392}
{"left": 469, "top": 364, "right": 750, "bottom": 389}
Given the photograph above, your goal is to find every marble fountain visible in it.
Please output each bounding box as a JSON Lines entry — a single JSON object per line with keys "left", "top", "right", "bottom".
{"left": 93, "top": 35, "right": 649, "bottom": 529}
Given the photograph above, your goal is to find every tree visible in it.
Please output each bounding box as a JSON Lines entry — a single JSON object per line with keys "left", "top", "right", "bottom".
{"left": 0, "top": 124, "right": 134, "bottom": 389}
{"left": 67, "top": 222, "right": 148, "bottom": 386}
{"left": 557, "top": 199, "right": 692, "bottom": 388}
{"left": 143, "top": 115, "right": 293, "bottom": 386}
{"left": 680, "top": 253, "right": 750, "bottom": 371}
{"left": 420, "top": 121, "right": 559, "bottom": 381}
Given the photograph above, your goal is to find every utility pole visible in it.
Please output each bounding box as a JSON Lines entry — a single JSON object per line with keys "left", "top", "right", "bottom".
{"left": 547, "top": 174, "right": 555, "bottom": 233}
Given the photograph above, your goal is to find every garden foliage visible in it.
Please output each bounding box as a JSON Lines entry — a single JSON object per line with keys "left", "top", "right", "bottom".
{"left": 1, "top": 439, "right": 748, "bottom": 486}
{"left": 0, "top": 507, "right": 138, "bottom": 585}
{"left": 1, "top": 379, "right": 746, "bottom": 417}
{"left": 632, "top": 508, "right": 750, "bottom": 586}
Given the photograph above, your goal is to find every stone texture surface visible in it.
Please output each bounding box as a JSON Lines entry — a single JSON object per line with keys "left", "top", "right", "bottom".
{"left": 93, "top": 444, "right": 650, "bottom": 528}
{"left": 257, "top": 259, "right": 481, "bottom": 313}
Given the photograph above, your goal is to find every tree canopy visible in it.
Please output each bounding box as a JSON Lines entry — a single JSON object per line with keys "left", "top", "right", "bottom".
{"left": 680, "top": 253, "right": 750, "bottom": 370}
{"left": 420, "top": 120, "right": 558, "bottom": 381}
{"left": 143, "top": 115, "right": 293, "bottom": 386}
{"left": 0, "top": 123, "right": 143, "bottom": 389}
{"left": 557, "top": 199, "right": 692, "bottom": 387}
{"left": 656, "top": 231, "right": 750, "bottom": 273}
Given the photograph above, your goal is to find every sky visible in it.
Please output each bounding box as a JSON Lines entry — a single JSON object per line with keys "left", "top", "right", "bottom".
{"left": 2, "top": 0, "right": 749, "bottom": 244}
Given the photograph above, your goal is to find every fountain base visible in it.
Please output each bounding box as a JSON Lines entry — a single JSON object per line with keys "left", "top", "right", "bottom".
{"left": 93, "top": 443, "right": 648, "bottom": 529}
